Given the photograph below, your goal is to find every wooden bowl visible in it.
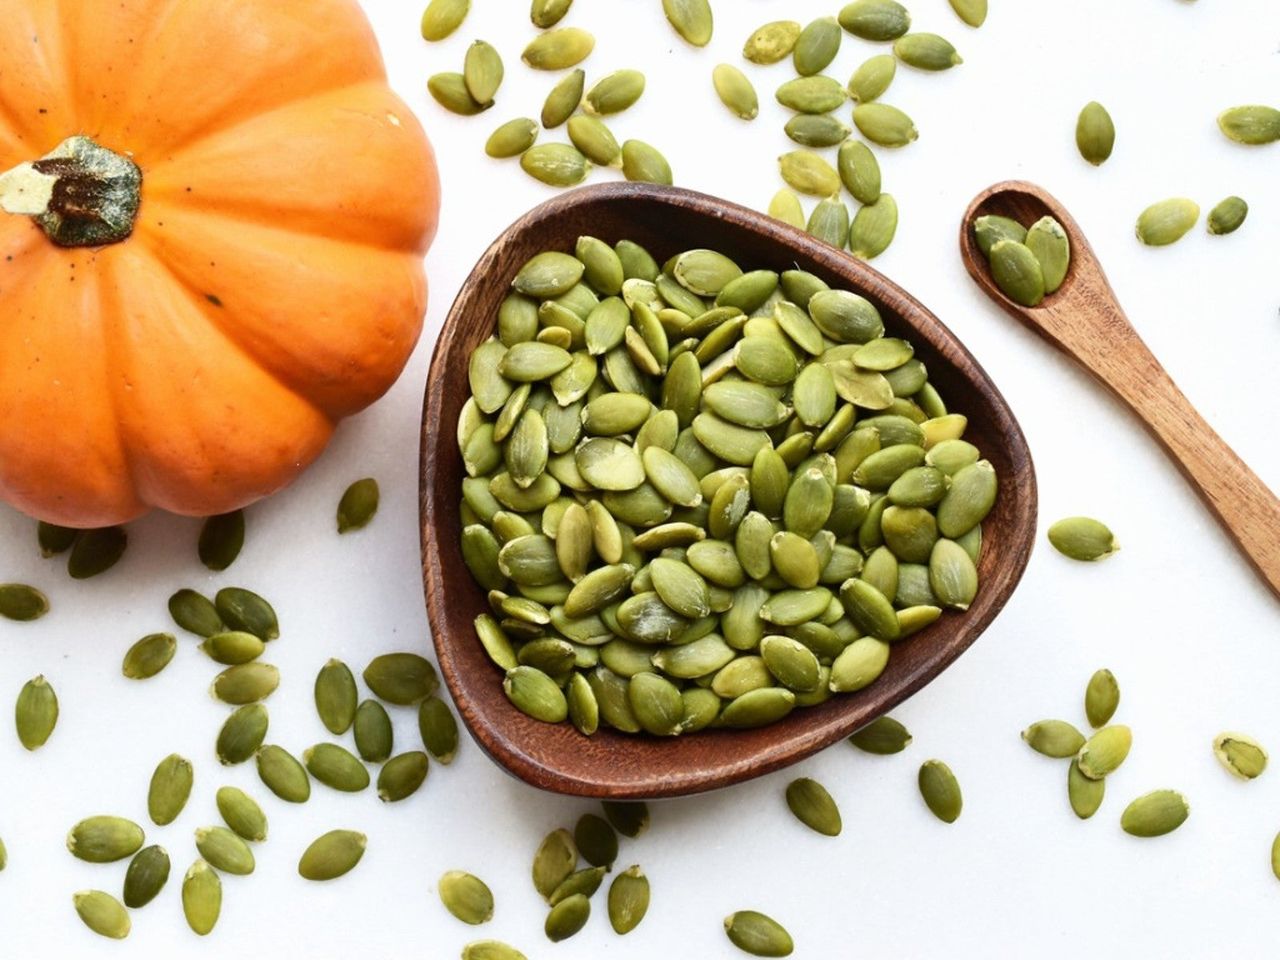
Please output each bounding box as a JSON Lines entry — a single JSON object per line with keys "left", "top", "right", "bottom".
{"left": 420, "top": 183, "right": 1037, "bottom": 799}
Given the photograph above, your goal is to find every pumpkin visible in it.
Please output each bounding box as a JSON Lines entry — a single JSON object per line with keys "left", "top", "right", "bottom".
{"left": 0, "top": 0, "right": 439, "bottom": 527}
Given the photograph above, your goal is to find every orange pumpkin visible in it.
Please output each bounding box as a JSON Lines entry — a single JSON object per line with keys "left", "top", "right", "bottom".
{"left": 0, "top": 0, "right": 439, "bottom": 527}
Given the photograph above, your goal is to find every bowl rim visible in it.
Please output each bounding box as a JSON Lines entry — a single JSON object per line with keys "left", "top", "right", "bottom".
{"left": 420, "top": 182, "right": 1037, "bottom": 799}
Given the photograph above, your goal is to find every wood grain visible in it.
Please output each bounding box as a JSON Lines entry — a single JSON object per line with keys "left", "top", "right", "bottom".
{"left": 961, "top": 180, "right": 1280, "bottom": 600}
{"left": 420, "top": 182, "right": 1037, "bottom": 799}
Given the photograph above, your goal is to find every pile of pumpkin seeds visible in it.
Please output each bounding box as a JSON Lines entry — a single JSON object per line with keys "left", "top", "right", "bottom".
{"left": 971, "top": 212, "right": 1071, "bottom": 309}
{"left": 460, "top": 237, "right": 998, "bottom": 736}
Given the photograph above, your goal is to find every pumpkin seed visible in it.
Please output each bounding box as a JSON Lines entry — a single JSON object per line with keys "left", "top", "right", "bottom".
{"left": 463, "top": 40, "right": 503, "bottom": 105}
{"left": 304, "top": 742, "right": 370, "bottom": 793}
{"left": 181, "top": 860, "right": 221, "bottom": 935}
{"left": 520, "top": 143, "right": 590, "bottom": 187}
{"left": 211, "top": 662, "right": 279, "bottom": 704}
{"left": 602, "top": 800, "right": 650, "bottom": 838}
{"left": 719, "top": 687, "right": 796, "bottom": 728}
{"left": 199, "top": 630, "right": 264, "bottom": 666}
{"left": 38, "top": 521, "right": 78, "bottom": 557}
{"left": 1022, "top": 720, "right": 1086, "bottom": 758}
{"left": 378, "top": 751, "right": 430, "bottom": 802}
{"left": 216, "top": 704, "right": 268, "bottom": 765}
{"left": 1207, "top": 196, "right": 1248, "bottom": 235}
{"left": 1084, "top": 668, "right": 1120, "bottom": 727}
{"left": 949, "top": 0, "right": 988, "bottom": 27}
{"left": 463, "top": 942, "right": 528, "bottom": 960}
{"left": 893, "top": 32, "right": 962, "bottom": 70}
{"left": 549, "top": 865, "right": 606, "bottom": 906}
{"left": 573, "top": 813, "right": 618, "bottom": 867}
{"left": 487, "top": 118, "right": 539, "bottom": 159}
{"left": 627, "top": 671, "right": 683, "bottom": 735}
{"left": 724, "top": 910, "right": 794, "bottom": 957}
{"left": 793, "top": 17, "right": 842, "bottom": 76}
{"left": 546, "top": 893, "right": 591, "bottom": 942}
{"left": 428, "top": 73, "right": 489, "bottom": 115}
{"left": 1076, "top": 101, "right": 1115, "bottom": 165}
{"left": 349, "top": 700, "right": 393, "bottom": 764}
{"left": 531, "top": 0, "right": 572, "bottom": 26}
{"left": 214, "top": 587, "right": 278, "bottom": 640}
{"left": 255, "top": 744, "right": 311, "bottom": 803}
{"left": 122, "top": 632, "right": 177, "bottom": 679}
{"left": 778, "top": 150, "right": 840, "bottom": 197}
{"left": 421, "top": 0, "right": 469, "bottom": 40}
{"left": 988, "top": 240, "right": 1045, "bottom": 307}
{"left": 973, "top": 215, "right": 1026, "bottom": 256}
{"left": 1213, "top": 732, "right": 1268, "bottom": 780}
{"left": 1272, "top": 834, "right": 1280, "bottom": 882}
{"left": 806, "top": 198, "right": 850, "bottom": 248}
{"left": 299, "top": 830, "right": 367, "bottom": 880}
{"left": 621, "top": 140, "right": 673, "bottom": 185}
{"left": 539, "top": 71, "right": 585, "bottom": 129}
{"left": 566, "top": 115, "right": 620, "bottom": 167}
{"left": 663, "top": 0, "right": 713, "bottom": 46}
{"left": 918, "top": 759, "right": 962, "bottom": 823}
{"left": 68, "top": 816, "right": 145, "bottom": 863}
{"left": 363, "top": 652, "right": 438, "bottom": 704}
{"left": 929, "top": 538, "right": 978, "bottom": 610}
{"left": 849, "top": 715, "right": 912, "bottom": 754}
{"left": 216, "top": 786, "right": 267, "bottom": 842}
{"left": 849, "top": 193, "right": 898, "bottom": 259}
{"left": 505, "top": 666, "right": 568, "bottom": 722}
{"left": 1068, "top": 760, "right": 1105, "bottom": 819}
{"left": 532, "top": 828, "right": 578, "bottom": 900}
{"left": 852, "top": 103, "right": 917, "bottom": 147}
{"left": 1025, "top": 216, "right": 1070, "bottom": 294}
{"left": 1217, "top": 105, "right": 1280, "bottom": 145}
{"left": 74, "top": 890, "right": 131, "bottom": 940}
{"left": 311, "top": 658, "right": 357, "bottom": 735}
{"left": 0, "top": 582, "right": 49, "bottom": 622}
{"left": 337, "top": 478, "right": 379, "bottom": 533}
{"left": 441, "top": 870, "right": 495, "bottom": 925}
{"left": 838, "top": 0, "right": 912, "bottom": 41}
{"left": 1136, "top": 198, "right": 1200, "bottom": 246}
{"left": 198, "top": 511, "right": 244, "bottom": 570}
{"left": 775, "top": 75, "right": 847, "bottom": 114}
{"left": 148, "top": 754, "right": 193, "bottom": 826}
{"left": 585, "top": 70, "right": 646, "bottom": 116}
{"left": 15, "top": 675, "right": 58, "bottom": 750}
{"left": 785, "top": 777, "right": 842, "bottom": 836}
{"left": 123, "top": 845, "right": 170, "bottom": 908}
{"left": 1048, "top": 516, "right": 1118, "bottom": 561}
{"left": 195, "top": 825, "right": 255, "bottom": 876}
{"left": 1077, "top": 725, "right": 1133, "bottom": 780}
{"left": 707, "top": 65, "right": 758, "bottom": 121}
{"left": 744, "top": 20, "right": 801, "bottom": 64}
{"left": 522, "top": 27, "right": 595, "bottom": 70}
{"left": 836, "top": 140, "right": 881, "bottom": 206}
{"left": 829, "top": 636, "right": 890, "bottom": 692}
{"left": 68, "top": 526, "right": 127, "bottom": 579}
{"left": 418, "top": 696, "right": 460, "bottom": 763}
{"left": 1120, "top": 790, "right": 1189, "bottom": 837}
{"left": 767, "top": 189, "right": 805, "bottom": 229}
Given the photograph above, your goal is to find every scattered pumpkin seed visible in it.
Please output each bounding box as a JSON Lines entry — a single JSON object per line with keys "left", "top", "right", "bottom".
{"left": 894, "top": 32, "right": 962, "bottom": 70}
{"left": 778, "top": 150, "right": 841, "bottom": 197}
{"left": 1068, "top": 759, "right": 1105, "bottom": 819}
{"left": 785, "top": 114, "right": 850, "bottom": 149}
{"left": 354, "top": 699, "right": 394, "bottom": 762}
{"left": 15, "top": 675, "right": 57, "bottom": 750}
{"left": 918, "top": 759, "right": 963, "bottom": 823}
{"left": 838, "top": 0, "right": 912, "bottom": 42}
{"left": 463, "top": 40, "right": 504, "bottom": 106}
{"left": 217, "top": 704, "right": 268, "bottom": 766}
{"left": 520, "top": 143, "right": 590, "bottom": 187}
{"left": 621, "top": 140, "right": 673, "bottom": 185}
{"left": 849, "top": 193, "right": 898, "bottom": 259}
{"left": 1023, "top": 720, "right": 1086, "bottom": 758}
{"left": 378, "top": 751, "right": 430, "bottom": 802}
{"left": 1207, "top": 196, "right": 1248, "bottom": 235}
{"left": 255, "top": 744, "right": 311, "bottom": 803}
{"left": 585, "top": 70, "right": 646, "bottom": 116}
{"left": 1136, "top": 198, "right": 1200, "bottom": 246}
{"left": 68, "top": 816, "right": 145, "bottom": 863}
{"left": 546, "top": 893, "right": 591, "bottom": 942}
{"left": 849, "top": 715, "right": 912, "bottom": 754}
{"left": 299, "top": 830, "right": 367, "bottom": 880}
{"left": 567, "top": 115, "right": 621, "bottom": 167}
{"left": 532, "top": 828, "right": 578, "bottom": 900}
{"left": 541, "top": 70, "right": 585, "bottom": 129}
{"left": 429, "top": 72, "right": 489, "bottom": 116}
{"left": 0, "top": 582, "right": 49, "bottom": 622}
{"left": 522, "top": 27, "right": 595, "bottom": 70}
{"left": 1217, "top": 105, "right": 1280, "bottom": 145}
{"left": 1213, "top": 733, "right": 1268, "bottom": 780}
{"left": 122, "top": 632, "right": 177, "bottom": 679}
{"left": 713, "top": 64, "right": 759, "bottom": 120}
{"left": 725, "top": 910, "right": 794, "bottom": 957}
{"left": 573, "top": 813, "right": 618, "bottom": 866}
{"left": 123, "top": 845, "right": 170, "bottom": 908}
{"left": 531, "top": 0, "right": 572, "bottom": 27}
{"left": 775, "top": 75, "right": 847, "bottom": 114}
{"left": 793, "top": 17, "right": 842, "bottom": 77}
{"left": 1077, "top": 725, "right": 1133, "bottom": 780}
{"left": 314, "top": 659, "right": 358, "bottom": 735}
{"left": 1120, "top": 790, "right": 1189, "bottom": 837}
{"left": 602, "top": 800, "right": 650, "bottom": 838}
{"left": 216, "top": 786, "right": 267, "bottom": 842}
{"left": 337, "top": 478, "right": 379, "bottom": 533}
{"left": 38, "top": 521, "right": 78, "bottom": 557}
{"left": 948, "top": 0, "right": 988, "bottom": 27}
{"left": 663, "top": 0, "right": 713, "bottom": 46}
{"left": 364, "top": 652, "right": 438, "bottom": 705}
{"left": 441, "top": 870, "right": 495, "bottom": 925}
{"left": 1075, "top": 101, "right": 1115, "bottom": 165}
{"left": 68, "top": 526, "right": 127, "bottom": 579}
{"left": 785, "top": 777, "right": 842, "bottom": 836}
{"left": 214, "top": 587, "right": 278, "bottom": 640}
{"left": 148, "top": 754, "right": 193, "bottom": 826}
{"left": 74, "top": 890, "right": 131, "bottom": 940}
{"left": 1047, "top": 516, "right": 1118, "bottom": 561}
{"left": 463, "top": 942, "right": 528, "bottom": 960}
{"left": 195, "top": 825, "right": 255, "bottom": 876}
{"left": 169, "top": 588, "right": 222, "bottom": 637}
{"left": 304, "top": 742, "right": 370, "bottom": 793}
{"left": 1085, "top": 669, "right": 1120, "bottom": 727}
{"left": 421, "top": 0, "right": 469, "bottom": 40}
{"left": 743, "top": 20, "right": 801, "bottom": 64}
{"left": 418, "top": 696, "right": 460, "bottom": 763}
{"left": 608, "top": 865, "right": 650, "bottom": 934}
{"left": 852, "top": 103, "right": 918, "bottom": 147}
{"left": 211, "top": 663, "right": 280, "bottom": 705}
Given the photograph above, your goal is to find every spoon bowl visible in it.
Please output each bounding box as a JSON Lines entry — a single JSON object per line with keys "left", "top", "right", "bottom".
{"left": 421, "top": 183, "right": 1037, "bottom": 799}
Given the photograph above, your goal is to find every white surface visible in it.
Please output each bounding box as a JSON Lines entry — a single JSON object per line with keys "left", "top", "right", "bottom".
{"left": 2, "top": 1, "right": 1279, "bottom": 957}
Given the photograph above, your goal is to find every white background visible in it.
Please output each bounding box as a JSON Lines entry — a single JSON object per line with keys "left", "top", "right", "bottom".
{"left": 2, "top": 1, "right": 1279, "bottom": 957}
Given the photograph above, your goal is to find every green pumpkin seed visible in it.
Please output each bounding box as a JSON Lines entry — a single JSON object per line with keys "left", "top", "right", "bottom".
{"left": 487, "top": 118, "right": 539, "bottom": 158}
{"left": 520, "top": 143, "right": 590, "bottom": 187}
{"left": 767, "top": 189, "right": 805, "bottom": 229}
{"left": 538, "top": 71, "right": 584, "bottom": 129}
{"left": 778, "top": 150, "right": 841, "bottom": 197}
{"left": 584, "top": 70, "right": 645, "bottom": 117}
{"left": 122, "top": 632, "right": 177, "bottom": 679}
{"left": 198, "top": 511, "right": 244, "bottom": 570}
{"left": 441, "top": 870, "right": 495, "bottom": 925}
{"left": 627, "top": 672, "right": 683, "bottom": 736}
{"left": 1025, "top": 216, "right": 1070, "bottom": 294}
{"left": 719, "top": 687, "right": 796, "bottom": 728}
{"left": 775, "top": 75, "right": 847, "bottom": 114}
{"left": 744, "top": 20, "right": 801, "bottom": 63}
{"left": 1068, "top": 760, "right": 1105, "bottom": 819}
{"left": 214, "top": 587, "right": 278, "bottom": 640}
{"left": 504, "top": 666, "right": 568, "bottom": 722}
{"left": 180, "top": 860, "right": 222, "bottom": 935}
{"left": 848, "top": 54, "right": 896, "bottom": 104}
{"left": 807, "top": 197, "right": 850, "bottom": 247}
{"left": 621, "top": 140, "right": 673, "bottom": 185}
{"left": 1213, "top": 732, "right": 1268, "bottom": 780}
{"left": 573, "top": 813, "right": 618, "bottom": 866}
{"left": 675, "top": 249, "right": 744, "bottom": 298}
{"left": 299, "top": 830, "right": 367, "bottom": 880}
{"left": 74, "top": 890, "right": 131, "bottom": 940}
{"left": 463, "top": 942, "right": 528, "bottom": 960}
{"left": 421, "top": 0, "right": 469, "bottom": 40}
{"left": 378, "top": 751, "right": 430, "bottom": 802}
{"left": 38, "top": 521, "right": 78, "bottom": 556}
{"left": 928, "top": 539, "right": 978, "bottom": 610}
{"left": 1136, "top": 198, "right": 1200, "bottom": 246}
{"left": 123, "top": 845, "right": 170, "bottom": 908}
{"left": 1120, "top": 790, "right": 1189, "bottom": 837}
{"left": 1207, "top": 196, "right": 1248, "bottom": 235}
{"left": 888, "top": 466, "right": 948, "bottom": 508}
{"left": 546, "top": 893, "right": 591, "bottom": 942}
{"left": 68, "top": 526, "right": 127, "bottom": 579}
{"left": 470, "top": 341, "right": 513, "bottom": 413}
{"left": 199, "top": 630, "right": 264, "bottom": 666}
{"left": 195, "top": 825, "right": 255, "bottom": 876}
{"left": 849, "top": 194, "right": 898, "bottom": 259}
{"left": 464, "top": 40, "right": 504, "bottom": 105}
{"left": 1084, "top": 668, "right": 1120, "bottom": 727}
{"left": 793, "top": 17, "right": 842, "bottom": 76}
{"left": 354, "top": 698, "right": 395, "bottom": 762}
{"left": 712, "top": 64, "right": 758, "bottom": 120}
{"left": 1217, "top": 105, "right": 1280, "bottom": 145}
{"left": 949, "top": 0, "right": 987, "bottom": 26}
{"left": 68, "top": 816, "right": 145, "bottom": 863}
{"left": 973, "top": 215, "right": 1026, "bottom": 256}
{"left": 663, "top": 0, "right": 713, "bottom": 46}
{"left": 785, "top": 777, "right": 842, "bottom": 836}
{"left": 1047, "top": 516, "right": 1118, "bottom": 561}
{"left": 837, "top": 140, "right": 881, "bottom": 205}
{"left": 761, "top": 587, "right": 833, "bottom": 626}
{"left": 838, "top": 0, "right": 911, "bottom": 41}
{"left": 1022, "top": 720, "right": 1086, "bottom": 758}
{"left": 1075, "top": 101, "right": 1115, "bottom": 165}
{"left": 839, "top": 578, "right": 900, "bottom": 641}
{"left": 15, "top": 675, "right": 57, "bottom": 749}
{"left": 255, "top": 744, "right": 310, "bottom": 803}
{"left": 428, "top": 72, "right": 489, "bottom": 115}
{"left": 216, "top": 704, "right": 268, "bottom": 765}
{"left": 337, "top": 478, "right": 379, "bottom": 533}
{"left": 724, "top": 910, "right": 794, "bottom": 957}
{"left": 849, "top": 715, "right": 912, "bottom": 754}
{"left": 852, "top": 103, "right": 917, "bottom": 147}
{"left": 531, "top": 0, "right": 572, "bottom": 26}
{"left": 418, "top": 696, "right": 460, "bottom": 763}
{"left": 211, "top": 662, "right": 279, "bottom": 705}
{"left": 0, "top": 582, "right": 48, "bottom": 622}
{"left": 565, "top": 672, "right": 599, "bottom": 735}
{"left": 1077, "top": 725, "right": 1132, "bottom": 780}
{"left": 522, "top": 27, "right": 595, "bottom": 70}
{"left": 893, "top": 32, "right": 962, "bottom": 70}
{"left": 550, "top": 865, "right": 606, "bottom": 906}
{"left": 363, "top": 653, "right": 438, "bottom": 705}
{"left": 811, "top": 290, "right": 884, "bottom": 343}
{"left": 988, "top": 240, "right": 1045, "bottom": 307}
{"left": 563, "top": 117, "right": 619, "bottom": 168}
{"left": 828, "top": 636, "right": 890, "bottom": 692}
{"left": 313, "top": 658, "right": 358, "bottom": 735}
{"left": 918, "top": 759, "right": 962, "bottom": 823}
{"left": 148, "top": 754, "right": 193, "bottom": 826}
{"left": 304, "top": 742, "right": 370, "bottom": 793}
{"left": 216, "top": 786, "right": 267, "bottom": 842}
{"left": 532, "top": 828, "right": 578, "bottom": 899}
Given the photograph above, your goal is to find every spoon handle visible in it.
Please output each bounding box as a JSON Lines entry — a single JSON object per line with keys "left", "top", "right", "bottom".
{"left": 1043, "top": 300, "right": 1280, "bottom": 599}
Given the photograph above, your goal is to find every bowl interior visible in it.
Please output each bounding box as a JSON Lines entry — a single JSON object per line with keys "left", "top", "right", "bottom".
{"left": 421, "top": 183, "right": 1036, "bottom": 799}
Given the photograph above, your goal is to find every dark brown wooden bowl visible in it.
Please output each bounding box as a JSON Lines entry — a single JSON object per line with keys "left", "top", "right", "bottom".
{"left": 420, "top": 183, "right": 1037, "bottom": 799}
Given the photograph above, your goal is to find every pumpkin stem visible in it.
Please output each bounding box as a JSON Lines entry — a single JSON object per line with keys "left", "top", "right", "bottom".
{"left": 0, "top": 136, "right": 141, "bottom": 247}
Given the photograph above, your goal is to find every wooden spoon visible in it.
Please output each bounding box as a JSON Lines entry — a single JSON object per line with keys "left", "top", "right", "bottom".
{"left": 961, "top": 180, "right": 1280, "bottom": 600}
{"left": 421, "top": 183, "right": 1036, "bottom": 799}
